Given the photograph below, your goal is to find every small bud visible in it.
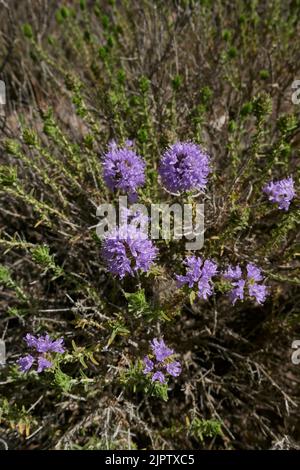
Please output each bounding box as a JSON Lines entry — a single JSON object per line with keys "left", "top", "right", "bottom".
{"left": 47, "top": 35, "right": 55, "bottom": 46}
{"left": 130, "top": 96, "right": 140, "bottom": 107}
{"left": 4, "top": 139, "right": 20, "bottom": 155}
{"left": 253, "top": 92, "right": 272, "bottom": 120}
{"left": 101, "top": 15, "right": 110, "bottom": 30}
{"left": 22, "top": 24, "right": 33, "bottom": 39}
{"left": 227, "top": 46, "right": 237, "bottom": 59}
{"left": 277, "top": 114, "right": 298, "bottom": 134}
{"left": 60, "top": 6, "right": 70, "bottom": 19}
{"left": 65, "top": 73, "right": 81, "bottom": 91}
{"left": 228, "top": 120, "right": 237, "bottom": 133}
{"left": 139, "top": 76, "right": 150, "bottom": 94}
{"left": 0, "top": 265, "right": 11, "bottom": 285}
{"left": 241, "top": 102, "right": 253, "bottom": 117}
{"left": 107, "top": 36, "right": 114, "bottom": 48}
{"left": 43, "top": 122, "right": 57, "bottom": 138}
{"left": 137, "top": 128, "right": 148, "bottom": 143}
{"left": 23, "top": 128, "right": 38, "bottom": 146}
{"left": 0, "top": 165, "right": 17, "bottom": 186}
{"left": 171, "top": 74, "right": 183, "bottom": 91}
{"left": 117, "top": 69, "right": 126, "bottom": 85}
{"left": 222, "top": 29, "right": 231, "bottom": 42}
{"left": 55, "top": 10, "right": 63, "bottom": 24}
{"left": 98, "top": 46, "right": 108, "bottom": 61}
{"left": 280, "top": 143, "right": 291, "bottom": 158}
{"left": 83, "top": 134, "right": 94, "bottom": 149}
{"left": 259, "top": 69, "right": 270, "bottom": 80}
{"left": 200, "top": 86, "right": 213, "bottom": 105}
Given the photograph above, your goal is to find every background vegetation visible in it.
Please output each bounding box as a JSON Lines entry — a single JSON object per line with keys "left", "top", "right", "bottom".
{"left": 0, "top": 0, "right": 300, "bottom": 450}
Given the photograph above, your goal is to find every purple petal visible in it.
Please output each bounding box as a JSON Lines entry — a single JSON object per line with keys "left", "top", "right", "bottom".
{"left": 165, "top": 361, "right": 182, "bottom": 377}
{"left": 246, "top": 263, "right": 263, "bottom": 283}
{"left": 197, "top": 276, "right": 213, "bottom": 300}
{"left": 248, "top": 283, "right": 268, "bottom": 305}
{"left": 151, "top": 371, "right": 166, "bottom": 383}
{"left": 37, "top": 356, "right": 53, "bottom": 373}
{"left": 229, "top": 279, "right": 245, "bottom": 305}
{"left": 49, "top": 338, "right": 65, "bottom": 353}
{"left": 150, "top": 338, "right": 174, "bottom": 362}
{"left": 24, "top": 333, "right": 38, "bottom": 349}
{"left": 143, "top": 356, "right": 154, "bottom": 374}
{"left": 18, "top": 354, "right": 34, "bottom": 372}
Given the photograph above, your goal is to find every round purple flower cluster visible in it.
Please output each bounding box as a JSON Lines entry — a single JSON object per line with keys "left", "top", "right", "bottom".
{"left": 17, "top": 333, "right": 65, "bottom": 373}
{"left": 159, "top": 142, "right": 211, "bottom": 194}
{"left": 103, "top": 140, "right": 146, "bottom": 202}
{"left": 224, "top": 263, "right": 268, "bottom": 305}
{"left": 175, "top": 256, "right": 218, "bottom": 300}
{"left": 101, "top": 218, "right": 158, "bottom": 279}
{"left": 143, "top": 338, "right": 182, "bottom": 383}
{"left": 263, "top": 176, "right": 295, "bottom": 211}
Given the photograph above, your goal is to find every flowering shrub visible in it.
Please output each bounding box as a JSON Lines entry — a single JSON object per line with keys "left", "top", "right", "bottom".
{"left": 0, "top": 0, "right": 299, "bottom": 451}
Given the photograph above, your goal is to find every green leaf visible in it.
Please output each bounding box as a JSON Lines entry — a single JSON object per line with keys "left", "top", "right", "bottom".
{"left": 190, "top": 418, "right": 223, "bottom": 443}
{"left": 54, "top": 368, "right": 73, "bottom": 392}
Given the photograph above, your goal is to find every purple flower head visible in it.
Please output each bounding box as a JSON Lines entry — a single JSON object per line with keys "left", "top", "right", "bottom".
{"left": 201, "top": 260, "right": 218, "bottom": 279}
{"left": 35, "top": 334, "right": 65, "bottom": 354}
{"left": 165, "top": 361, "right": 182, "bottom": 377}
{"left": 224, "top": 263, "right": 268, "bottom": 305}
{"left": 103, "top": 140, "right": 146, "bottom": 202}
{"left": 176, "top": 256, "right": 203, "bottom": 288}
{"left": 263, "top": 176, "right": 295, "bottom": 211}
{"left": 18, "top": 332, "right": 65, "bottom": 373}
{"left": 151, "top": 338, "right": 174, "bottom": 362}
{"left": 246, "top": 263, "right": 263, "bottom": 283}
{"left": 18, "top": 355, "right": 34, "bottom": 372}
{"left": 101, "top": 223, "right": 158, "bottom": 279}
{"left": 151, "top": 371, "right": 166, "bottom": 383}
{"left": 37, "top": 357, "right": 53, "bottom": 373}
{"left": 49, "top": 338, "right": 65, "bottom": 353}
{"left": 143, "top": 338, "right": 182, "bottom": 384}
{"left": 25, "top": 333, "right": 65, "bottom": 354}
{"left": 176, "top": 256, "right": 217, "bottom": 300}
{"left": 159, "top": 141, "right": 211, "bottom": 194}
